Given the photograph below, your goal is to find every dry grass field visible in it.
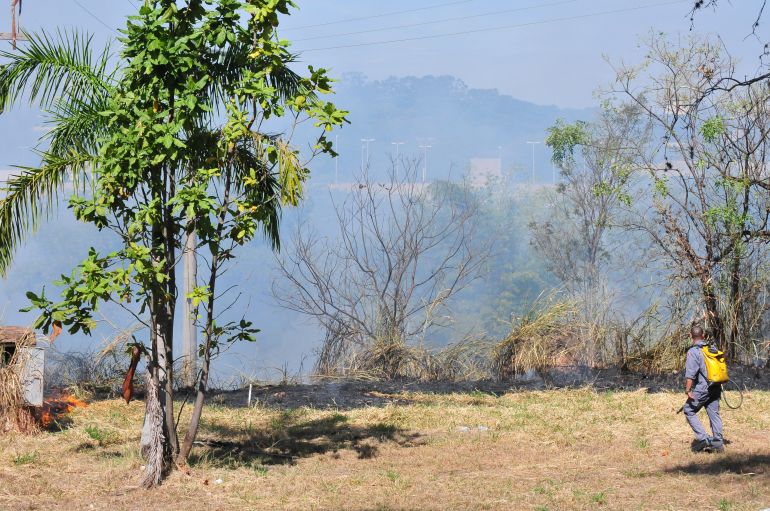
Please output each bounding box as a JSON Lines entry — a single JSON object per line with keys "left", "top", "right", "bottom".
{"left": 2, "top": 386, "right": 770, "bottom": 511}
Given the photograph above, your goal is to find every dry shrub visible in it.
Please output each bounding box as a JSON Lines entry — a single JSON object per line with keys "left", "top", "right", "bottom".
{"left": 623, "top": 325, "right": 689, "bottom": 374}
{"left": 315, "top": 319, "right": 356, "bottom": 378}
{"left": 351, "top": 339, "right": 420, "bottom": 380}
{"left": 45, "top": 348, "right": 129, "bottom": 398}
{"left": 608, "top": 302, "right": 691, "bottom": 374}
{"left": 0, "top": 349, "right": 38, "bottom": 434}
{"left": 492, "top": 300, "right": 587, "bottom": 379}
{"left": 419, "top": 338, "right": 492, "bottom": 381}
{"left": 314, "top": 294, "right": 695, "bottom": 382}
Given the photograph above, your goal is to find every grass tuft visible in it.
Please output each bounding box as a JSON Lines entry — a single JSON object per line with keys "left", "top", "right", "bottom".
{"left": 12, "top": 451, "right": 38, "bottom": 465}
{"left": 718, "top": 498, "right": 733, "bottom": 511}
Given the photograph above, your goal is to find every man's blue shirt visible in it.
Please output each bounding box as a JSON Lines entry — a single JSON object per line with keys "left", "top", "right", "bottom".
{"left": 685, "top": 341, "right": 711, "bottom": 398}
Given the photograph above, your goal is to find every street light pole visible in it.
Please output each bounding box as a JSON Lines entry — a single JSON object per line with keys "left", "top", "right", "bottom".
{"left": 418, "top": 144, "right": 432, "bottom": 182}
{"left": 361, "top": 138, "right": 375, "bottom": 169}
{"left": 526, "top": 141, "right": 541, "bottom": 184}
{"left": 335, "top": 135, "right": 339, "bottom": 184}
{"left": 391, "top": 141, "right": 404, "bottom": 178}
{"left": 1, "top": 1, "right": 29, "bottom": 49}
{"left": 391, "top": 141, "right": 404, "bottom": 160}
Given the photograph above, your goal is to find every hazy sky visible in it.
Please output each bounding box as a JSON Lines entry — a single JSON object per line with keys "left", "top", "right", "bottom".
{"left": 2, "top": 0, "right": 764, "bottom": 173}
{"left": 3, "top": 0, "right": 766, "bottom": 108}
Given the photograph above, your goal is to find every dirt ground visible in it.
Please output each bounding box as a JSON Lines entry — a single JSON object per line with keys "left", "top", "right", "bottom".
{"left": 2, "top": 378, "right": 770, "bottom": 510}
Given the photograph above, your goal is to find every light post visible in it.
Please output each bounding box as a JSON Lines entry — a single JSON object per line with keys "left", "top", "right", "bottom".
{"left": 361, "top": 138, "right": 375, "bottom": 169}
{"left": 335, "top": 135, "right": 339, "bottom": 184}
{"left": 391, "top": 141, "right": 404, "bottom": 160}
{"left": 391, "top": 141, "right": 404, "bottom": 178}
{"left": 419, "top": 144, "right": 432, "bottom": 182}
{"left": 526, "top": 141, "right": 540, "bottom": 184}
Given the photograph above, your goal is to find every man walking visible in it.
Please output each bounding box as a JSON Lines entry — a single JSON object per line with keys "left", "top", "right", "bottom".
{"left": 683, "top": 325, "right": 724, "bottom": 453}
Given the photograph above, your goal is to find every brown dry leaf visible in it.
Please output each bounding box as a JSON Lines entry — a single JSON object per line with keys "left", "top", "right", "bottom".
{"left": 49, "top": 320, "right": 63, "bottom": 343}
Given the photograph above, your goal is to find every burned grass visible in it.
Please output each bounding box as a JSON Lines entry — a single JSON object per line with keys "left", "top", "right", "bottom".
{"left": 1, "top": 387, "right": 770, "bottom": 510}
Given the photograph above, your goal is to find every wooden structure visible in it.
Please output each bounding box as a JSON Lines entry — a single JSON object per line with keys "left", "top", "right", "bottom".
{"left": 0, "top": 326, "right": 34, "bottom": 364}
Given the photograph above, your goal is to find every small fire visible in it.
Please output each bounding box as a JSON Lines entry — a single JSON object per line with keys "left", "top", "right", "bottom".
{"left": 39, "top": 389, "right": 88, "bottom": 428}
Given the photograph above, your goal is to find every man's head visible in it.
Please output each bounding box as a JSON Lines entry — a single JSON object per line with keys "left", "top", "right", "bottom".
{"left": 690, "top": 325, "right": 705, "bottom": 343}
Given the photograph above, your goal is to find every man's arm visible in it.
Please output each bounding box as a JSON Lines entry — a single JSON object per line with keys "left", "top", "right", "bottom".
{"left": 684, "top": 347, "right": 699, "bottom": 401}
{"left": 685, "top": 378, "right": 696, "bottom": 401}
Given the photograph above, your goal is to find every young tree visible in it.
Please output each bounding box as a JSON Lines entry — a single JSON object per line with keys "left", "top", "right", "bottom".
{"left": 529, "top": 106, "right": 649, "bottom": 365}
{"left": 611, "top": 35, "right": 770, "bottom": 359}
{"left": 0, "top": 21, "right": 316, "bottom": 387}
{"left": 537, "top": 106, "right": 647, "bottom": 292}
{"left": 21, "top": 0, "right": 346, "bottom": 486}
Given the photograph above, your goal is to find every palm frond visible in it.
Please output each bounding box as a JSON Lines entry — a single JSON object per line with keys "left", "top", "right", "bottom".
{"left": 45, "top": 89, "right": 110, "bottom": 157}
{"left": 184, "top": 128, "right": 283, "bottom": 250}
{"left": 0, "top": 151, "right": 95, "bottom": 277}
{"left": 266, "top": 55, "right": 304, "bottom": 101}
{"left": 204, "top": 43, "right": 306, "bottom": 115}
{"left": 0, "top": 29, "right": 114, "bottom": 114}
{"left": 232, "top": 139, "right": 282, "bottom": 250}
{"left": 0, "top": 29, "right": 113, "bottom": 276}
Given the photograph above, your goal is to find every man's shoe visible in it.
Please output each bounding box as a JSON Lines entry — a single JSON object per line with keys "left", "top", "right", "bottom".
{"left": 691, "top": 438, "right": 710, "bottom": 452}
{"left": 708, "top": 437, "right": 725, "bottom": 453}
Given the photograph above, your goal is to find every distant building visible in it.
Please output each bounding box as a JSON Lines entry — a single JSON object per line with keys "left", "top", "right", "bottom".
{"left": 468, "top": 158, "right": 503, "bottom": 187}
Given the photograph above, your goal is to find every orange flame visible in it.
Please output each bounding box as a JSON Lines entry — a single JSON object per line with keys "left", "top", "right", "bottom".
{"left": 39, "top": 390, "right": 88, "bottom": 428}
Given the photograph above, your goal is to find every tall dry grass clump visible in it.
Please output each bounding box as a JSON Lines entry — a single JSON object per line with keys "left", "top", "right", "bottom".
{"left": 492, "top": 300, "right": 587, "bottom": 379}
{"left": 316, "top": 335, "right": 491, "bottom": 382}
{"left": 622, "top": 325, "right": 689, "bottom": 374}
{"left": 45, "top": 348, "right": 129, "bottom": 398}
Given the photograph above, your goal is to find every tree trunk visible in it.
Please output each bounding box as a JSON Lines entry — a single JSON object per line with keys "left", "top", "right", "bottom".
{"left": 178, "top": 237, "right": 217, "bottom": 462}
{"left": 727, "top": 255, "right": 741, "bottom": 362}
{"left": 161, "top": 163, "right": 179, "bottom": 458}
{"left": 159, "top": 304, "right": 178, "bottom": 458}
{"left": 178, "top": 168, "right": 231, "bottom": 462}
{"left": 703, "top": 283, "right": 725, "bottom": 350}
{"left": 140, "top": 367, "right": 166, "bottom": 488}
{"left": 139, "top": 183, "right": 179, "bottom": 484}
{"left": 177, "top": 323, "right": 212, "bottom": 461}
{"left": 140, "top": 306, "right": 173, "bottom": 486}
{"left": 182, "top": 229, "right": 198, "bottom": 388}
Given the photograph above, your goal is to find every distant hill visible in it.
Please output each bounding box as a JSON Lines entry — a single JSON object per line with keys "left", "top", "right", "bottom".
{"left": 311, "top": 73, "right": 594, "bottom": 184}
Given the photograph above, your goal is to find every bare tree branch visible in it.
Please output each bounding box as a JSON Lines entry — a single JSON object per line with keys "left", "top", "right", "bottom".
{"left": 273, "top": 159, "right": 487, "bottom": 378}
